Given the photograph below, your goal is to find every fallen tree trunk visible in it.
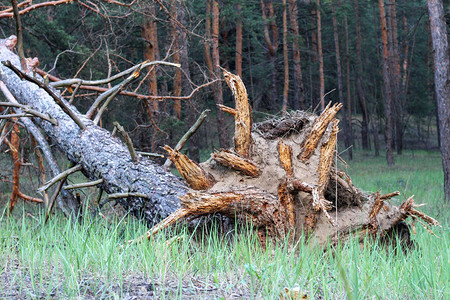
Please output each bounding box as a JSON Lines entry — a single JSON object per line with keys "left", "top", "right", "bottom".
{"left": 0, "top": 39, "right": 185, "bottom": 223}
{"left": 0, "top": 38, "right": 438, "bottom": 246}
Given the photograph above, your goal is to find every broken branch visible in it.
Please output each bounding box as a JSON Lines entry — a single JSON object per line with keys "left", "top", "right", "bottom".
{"left": 2, "top": 61, "right": 86, "bottom": 129}
{"left": 89, "top": 65, "right": 142, "bottom": 121}
{"left": 163, "top": 109, "right": 210, "bottom": 170}
{"left": 0, "top": 101, "right": 57, "bottom": 125}
{"left": 137, "top": 151, "right": 164, "bottom": 158}
{"left": 40, "top": 68, "right": 217, "bottom": 101}
{"left": 38, "top": 164, "right": 82, "bottom": 193}
{"left": 113, "top": 122, "right": 137, "bottom": 162}
{"left": 51, "top": 60, "right": 180, "bottom": 88}
{"left": 45, "top": 178, "right": 66, "bottom": 223}
{"left": 0, "top": 0, "right": 73, "bottom": 18}
{"left": 0, "top": 113, "right": 34, "bottom": 119}
{"left": 107, "top": 192, "right": 148, "bottom": 199}
{"left": 64, "top": 179, "right": 104, "bottom": 190}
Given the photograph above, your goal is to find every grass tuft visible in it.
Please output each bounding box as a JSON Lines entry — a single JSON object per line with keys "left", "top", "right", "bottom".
{"left": 0, "top": 150, "right": 448, "bottom": 298}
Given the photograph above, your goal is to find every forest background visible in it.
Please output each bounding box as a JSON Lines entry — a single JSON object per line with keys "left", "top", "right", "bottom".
{"left": 0, "top": 0, "right": 446, "bottom": 168}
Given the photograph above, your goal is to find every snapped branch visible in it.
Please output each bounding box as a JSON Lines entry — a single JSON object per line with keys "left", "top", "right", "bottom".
{"left": 0, "top": 0, "right": 74, "bottom": 18}
{"left": 51, "top": 60, "right": 180, "bottom": 88}
{"left": 38, "top": 164, "right": 82, "bottom": 193}
{"left": 2, "top": 61, "right": 86, "bottom": 129}
{"left": 163, "top": 109, "right": 210, "bottom": 170}
{"left": 0, "top": 100, "right": 57, "bottom": 125}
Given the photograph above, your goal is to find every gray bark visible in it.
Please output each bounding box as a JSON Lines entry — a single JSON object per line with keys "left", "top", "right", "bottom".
{"left": 0, "top": 42, "right": 186, "bottom": 223}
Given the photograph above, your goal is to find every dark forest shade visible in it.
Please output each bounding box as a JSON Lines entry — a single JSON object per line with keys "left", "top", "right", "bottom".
{"left": 0, "top": 0, "right": 443, "bottom": 177}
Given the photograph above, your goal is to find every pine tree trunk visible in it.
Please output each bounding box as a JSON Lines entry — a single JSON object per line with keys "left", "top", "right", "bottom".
{"left": 288, "top": 0, "right": 305, "bottom": 110}
{"left": 142, "top": 3, "right": 160, "bottom": 112}
{"left": 353, "top": 0, "right": 370, "bottom": 150}
{"left": 344, "top": 6, "right": 353, "bottom": 159}
{"left": 171, "top": 2, "right": 182, "bottom": 120}
{"left": 427, "top": 0, "right": 450, "bottom": 200}
{"left": 261, "top": 0, "right": 279, "bottom": 111}
{"left": 281, "top": 0, "right": 289, "bottom": 115}
{"left": 204, "top": 0, "right": 214, "bottom": 74}
{"left": 0, "top": 46, "right": 185, "bottom": 223}
{"left": 378, "top": 0, "right": 395, "bottom": 166}
{"left": 235, "top": 3, "right": 243, "bottom": 78}
{"left": 387, "top": 0, "right": 403, "bottom": 155}
{"left": 212, "top": 0, "right": 229, "bottom": 148}
{"left": 331, "top": 1, "right": 348, "bottom": 156}
{"left": 316, "top": 0, "right": 325, "bottom": 110}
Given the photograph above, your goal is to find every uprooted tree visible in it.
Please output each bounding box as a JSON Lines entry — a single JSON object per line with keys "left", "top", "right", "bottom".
{"left": 0, "top": 38, "right": 439, "bottom": 247}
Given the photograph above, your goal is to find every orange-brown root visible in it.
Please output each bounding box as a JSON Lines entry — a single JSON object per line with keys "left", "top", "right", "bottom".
{"left": 212, "top": 149, "right": 261, "bottom": 177}
{"left": 164, "top": 145, "right": 215, "bottom": 190}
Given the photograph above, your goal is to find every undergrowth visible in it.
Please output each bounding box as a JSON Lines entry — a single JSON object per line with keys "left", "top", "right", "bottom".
{"left": 0, "top": 150, "right": 448, "bottom": 299}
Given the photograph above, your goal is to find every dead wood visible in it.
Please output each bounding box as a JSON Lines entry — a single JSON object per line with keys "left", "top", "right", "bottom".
{"left": 2, "top": 61, "right": 86, "bottom": 129}
{"left": 298, "top": 102, "right": 342, "bottom": 162}
{"left": 164, "top": 145, "right": 216, "bottom": 190}
{"left": 146, "top": 64, "right": 437, "bottom": 246}
{"left": 317, "top": 119, "right": 339, "bottom": 194}
{"left": 145, "top": 186, "right": 290, "bottom": 243}
{"left": 277, "top": 140, "right": 295, "bottom": 226}
{"left": 220, "top": 68, "right": 252, "bottom": 157}
{"left": 1, "top": 41, "right": 186, "bottom": 221}
{"left": 113, "top": 122, "right": 137, "bottom": 162}
{"left": 212, "top": 149, "right": 261, "bottom": 177}
{"left": 163, "top": 109, "right": 210, "bottom": 170}
{"left": 278, "top": 139, "right": 293, "bottom": 178}
{"left": 278, "top": 182, "right": 295, "bottom": 227}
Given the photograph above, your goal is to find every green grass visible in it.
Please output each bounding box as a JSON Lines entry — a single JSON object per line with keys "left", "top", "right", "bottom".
{"left": 0, "top": 150, "right": 448, "bottom": 299}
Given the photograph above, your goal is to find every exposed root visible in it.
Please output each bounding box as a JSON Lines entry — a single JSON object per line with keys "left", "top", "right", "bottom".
{"left": 218, "top": 104, "right": 237, "bottom": 116}
{"left": 212, "top": 149, "right": 261, "bottom": 177}
{"left": 221, "top": 68, "right": 252, "bottom": 157}
{"left": 146, "top": 186, "right": 290, "bottom": 242}
{"left": 163, "top": 145, "right": 216, "bottom": 190}
{"left": 317, "top": 119, "right": 339, "bottom": 194}
{"left": 278, "top": 182, "right": 295, "bottom": 227}
{"left": 278, "top": 139, "right": 293, "bottom": 178}
{"left": 380, "top": 191, "right": 400, "bottom": 200}
{"left": 302, "top": 118, "right": 339, "bottom": 231}
{"left": 311, "top": 187, "right": 335, "bottom": 227}
{"left": 298, "top": 102, "right": 342, "bottom": 162}
{"left": 136, "top": 69, "right": 439, "bottom": 247}
{"left": 287, "top": 179, "right": 314, "bottom": 193}
{"left": 369, "top": 192, "right": 384, "bottom": 234}
{"left": 409, "top": 207, "right": 439, "bottom": 227}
